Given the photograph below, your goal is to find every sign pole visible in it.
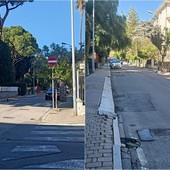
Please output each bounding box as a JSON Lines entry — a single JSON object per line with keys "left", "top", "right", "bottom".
{"left": 52, "top": 67, "right": 54, "bottom": 109}
{"left": 47, "top": 56, "right": 58, "bottom": 109}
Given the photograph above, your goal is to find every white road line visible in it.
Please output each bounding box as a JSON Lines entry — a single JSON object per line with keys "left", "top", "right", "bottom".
{"left": 31, "top": 131, "right": 83, "bottom": 135}
{"left": 33, "top": 103, "right": 42, "bottom": 106}
{"left": 35, "top": 126, "right": 83, "bottom": 130}
{"left": 24, "top": 136, "right": 84, "bottom": 142}
{"left": 12, "top": 145, "right": 61, "bottom": 152}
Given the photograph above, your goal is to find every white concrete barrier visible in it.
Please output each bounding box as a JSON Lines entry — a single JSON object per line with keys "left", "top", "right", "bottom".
{"left": 0, "top": 86, "right": 18, "bottom": 92}
{"left": 98, "top": 76, "right": 116, "bottom": 117}
{"left": 97, "top": 75, "right": 122, "bottom": 170}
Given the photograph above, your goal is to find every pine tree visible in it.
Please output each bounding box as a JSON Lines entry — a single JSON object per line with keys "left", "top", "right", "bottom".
{"left": 126, "top": 7, "right": 139, "bottom": 37}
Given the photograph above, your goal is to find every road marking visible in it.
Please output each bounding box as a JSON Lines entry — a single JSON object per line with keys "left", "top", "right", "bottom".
{"left": 35, "top": 126, "right": 84, "bottom": 130}
{"left": 33, "top": 103, "right": 42, "bottom": 106}
{"left": 31, "top": 130, "right": 84, "bottom": 135}
{"left": 24, "top": 159, "right": 84, "bottom": 169}
{"left": 12, "top": 145, "right": 61, "bottom": 152}
{"left": 24, "top": 136, "right": 84, "bottom": 142}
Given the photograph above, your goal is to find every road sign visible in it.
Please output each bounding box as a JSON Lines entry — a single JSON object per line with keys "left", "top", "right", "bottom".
{"left": 48, "top": 56, "right": 58, "bottom": 67}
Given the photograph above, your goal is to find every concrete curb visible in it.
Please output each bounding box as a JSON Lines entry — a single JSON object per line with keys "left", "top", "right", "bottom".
{"left": 113, "top": 117, "right": 122, "bottom": 169}
{"left": 40, "top": 108, "right": 85, "bottom": 126}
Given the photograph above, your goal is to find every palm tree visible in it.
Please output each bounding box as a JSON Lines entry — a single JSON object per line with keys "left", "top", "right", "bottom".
{"left": 76, "top": 0, "right": 85, "bottom": 50}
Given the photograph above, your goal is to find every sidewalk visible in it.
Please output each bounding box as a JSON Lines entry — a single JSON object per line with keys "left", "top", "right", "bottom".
{"left": 85, "top": 65, "right": 115, "bottom": 169}
{"left": 41, "top": 95, "right": 85, "bottom": 126}
{"left": 41, "top": 108, "right": 85, "bottom": 126}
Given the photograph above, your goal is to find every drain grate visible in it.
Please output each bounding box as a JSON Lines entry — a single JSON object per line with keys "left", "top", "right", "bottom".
{"left": 3, "top": 116, "right": 14, "bottom": 119}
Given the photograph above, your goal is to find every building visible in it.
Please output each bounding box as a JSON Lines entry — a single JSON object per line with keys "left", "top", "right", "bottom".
{"left": 155, "top": 0, "right": 170, "bottom": 33}
{"left": 154, "top": 0, "right": 170, "bottom": 64}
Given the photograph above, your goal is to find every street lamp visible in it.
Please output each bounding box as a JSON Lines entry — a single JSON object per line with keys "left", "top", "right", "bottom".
{"left": 62, "top": 42, "right": 72, "bottom": 48}
{"left": 71, "top": 0, "right": 77, "bottom": 115}
{"left": 92, "top": 0, "right": 95, "bottom": 73}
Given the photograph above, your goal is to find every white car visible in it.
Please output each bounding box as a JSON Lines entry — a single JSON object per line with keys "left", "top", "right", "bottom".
{"left": 110, "top": 58, "right": 122, "bottom": 69}
{"left": 122, "top": 60, "right": 128, "bottom": 65}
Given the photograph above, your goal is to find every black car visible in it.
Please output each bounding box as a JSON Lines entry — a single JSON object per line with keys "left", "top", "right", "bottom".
{"left": 45, "top": 87, "right": 60, "bottom": 101}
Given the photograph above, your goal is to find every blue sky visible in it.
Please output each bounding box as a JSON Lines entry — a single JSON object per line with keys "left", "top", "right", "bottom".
{"left": 118, "top": 0, "right": 163, "bottom": 21}
{"left": 2, "top": 0, "right": 163, "bottom": 49}
{"left": 3, "top": 1, "right": 83, "bottom": 49}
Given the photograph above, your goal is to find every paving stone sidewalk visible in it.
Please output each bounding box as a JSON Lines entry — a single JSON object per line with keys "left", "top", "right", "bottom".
{"left": 41, "top": 96, "right": 85, "bottom": 126}
{"left": 85, "top": 65, "right": 114, "bottom": 170}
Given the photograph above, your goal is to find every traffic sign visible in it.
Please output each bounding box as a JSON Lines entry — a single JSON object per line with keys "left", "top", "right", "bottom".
{"left": 48, "top": 56, "right": 58, "bottom": 67}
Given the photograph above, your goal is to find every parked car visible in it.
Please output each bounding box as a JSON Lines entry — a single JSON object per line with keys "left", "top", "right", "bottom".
{"left": 122, "top": 60, "right": 129, "bottom": 65}
{"left": 45, "top": 87, "right": 60, "bottom": 101}
{"left": 110, "top": 58, "right": 122, "bottom": 69}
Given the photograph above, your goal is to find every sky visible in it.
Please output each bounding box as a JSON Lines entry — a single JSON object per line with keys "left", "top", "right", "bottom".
{"left": 118, "top": 0, "right": 163, "bottom": 21}
{"left": 1, "top": 0, "right": 164, "bottom": 50}
{"left": 3, "top": 1, "right": 84, "bottom": 49}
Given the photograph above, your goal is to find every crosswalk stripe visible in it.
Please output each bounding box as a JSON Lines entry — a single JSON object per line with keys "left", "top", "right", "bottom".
{"left": 12, "top": 145, "right": 61, "bottom": 152}
{"left": 31, "top": 130, "right": 84, "bottom": 135}
{"left": 35, "top": 126, "right": 84, "bottom": 130}
{"left": 33, "top": 103, "right": 42, "bottom": 106}
{"left": 24, "top": 136, "right": 84, "bottom": 142}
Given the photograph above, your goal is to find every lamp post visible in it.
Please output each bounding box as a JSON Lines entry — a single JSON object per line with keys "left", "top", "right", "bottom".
{"left": 92, "top": 0, "right": 95, "bottom": 73}
{"left": 62, "top": 42, "right": 72, "bottom": 48}
{"left": 71, "top": 0, "right": 77, "bottom": 115}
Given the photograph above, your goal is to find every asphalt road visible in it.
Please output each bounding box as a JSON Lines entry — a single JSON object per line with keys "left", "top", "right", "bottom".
{"left": 111, "top": 65, "right": 170, "bottom": 169}
{"left": 0, "top": 93, "right": 84, "bottom": 169}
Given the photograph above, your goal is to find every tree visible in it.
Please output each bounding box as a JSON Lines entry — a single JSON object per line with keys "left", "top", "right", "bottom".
{"left": 150, "top": 26, "right": 167, "bottom": 63}
{"left": 2, "top": 26, "right": 39, "bottom": 65}
{"left": 85, "top": 0, "right": 130, "bottom": 61}
{"left": 137, "top": 37, "right": 158, "bottom": 61}
{"left": 42, "top": 45, "right": 50, "bottom": 58}
{"left": 0, "top": 40, "right": 15, "bottom": 84}
{"left": 76, "top": 0, "right": 85, "bottom": 49}
{"left": 126, "top": 7, "right": 139, "bottom": 37}
{"left": 54, "top": 60, "right": 72, "bottom": 87}
{"left": 38, "top": 43, "right": 72, "bottom": 88}
{"left": 0, "top": 0, "right": 33, "bottom": 39}
{"left": 15, "top": 56, "right": 32, "bottom": 81}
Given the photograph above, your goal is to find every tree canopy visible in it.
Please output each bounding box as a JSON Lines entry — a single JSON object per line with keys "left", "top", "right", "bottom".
{"left": 0, "top": 40, "right": 15, "bottom": 84}
{"left": 0, "top": 0, "right": 33, "bottom": 39}
{"left": 126, "top": 7, "right": 139, "bottom": 37}
{"left": 2, "top": 26, "right": 39, "bottom": 65}
{"left": 85, "top": 0, "right": 130, "bottom": 60}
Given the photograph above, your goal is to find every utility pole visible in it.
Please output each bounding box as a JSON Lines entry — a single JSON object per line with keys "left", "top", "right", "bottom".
{"left": 92, "top": 0, "right": 95, "bottom": 73}
{"left": 71, "top": 0, "right": 77, "bottom": 115}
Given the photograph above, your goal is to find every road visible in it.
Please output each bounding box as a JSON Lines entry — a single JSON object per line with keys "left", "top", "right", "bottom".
{"left": 0, "top": 93, "right": 84, "bottom": 169}
{"left": 111, "top": 65, "right": 170, "bottom": 169}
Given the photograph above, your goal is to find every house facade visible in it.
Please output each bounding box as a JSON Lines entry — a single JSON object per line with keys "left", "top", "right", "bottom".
{"left": 155, "top": 0, "right": 170, "bottom": 63}
{"left": 155, "top": 0, "right": 170, "bottom": 33}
